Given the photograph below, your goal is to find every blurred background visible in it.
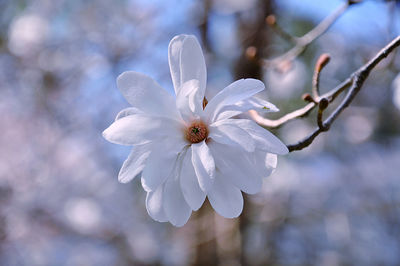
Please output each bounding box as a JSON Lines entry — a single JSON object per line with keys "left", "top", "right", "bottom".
{"left": 1, "top": 0, "right": 400, "bottom": 265}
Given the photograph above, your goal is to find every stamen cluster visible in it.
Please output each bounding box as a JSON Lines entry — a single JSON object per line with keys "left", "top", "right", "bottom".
{"left": 185, "top": 121, "right": 208, "bottom": 143}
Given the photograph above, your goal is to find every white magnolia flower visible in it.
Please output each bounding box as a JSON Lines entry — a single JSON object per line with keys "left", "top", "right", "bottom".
{"left": 103, "top": 34, "right": 288, "bottom": 227}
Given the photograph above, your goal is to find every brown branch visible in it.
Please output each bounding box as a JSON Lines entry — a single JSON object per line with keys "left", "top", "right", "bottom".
{"left": 317, "top": 98, "right": 329, "bottom": 130}
{"left": 264, "top": 1, "right": 358, "bottom": 68}
{"left": 288, "top": 35, "right": 400, "bottom": 152}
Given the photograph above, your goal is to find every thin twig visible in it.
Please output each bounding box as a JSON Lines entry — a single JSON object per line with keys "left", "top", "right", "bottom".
{"left": 249, "top": 103, "right": 315, "bottom": 128}
{"left": 312, "top": 54, "right": 331, "bottom": 100}
{"left": 288, "top": 35, "right": 400, "bottom": 152}
{"left": 264, "top": 1, "right": 357, "bottom": 68}
{"left": 265, "top": 15, "right": 297, "bottom": 44}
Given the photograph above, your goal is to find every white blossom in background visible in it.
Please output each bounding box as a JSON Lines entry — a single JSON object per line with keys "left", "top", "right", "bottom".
{"left": 392, "top": 73, "right": 400, "bottom": 111}
{"left": 103, "top": 34, "right": 288, "bottom": 227}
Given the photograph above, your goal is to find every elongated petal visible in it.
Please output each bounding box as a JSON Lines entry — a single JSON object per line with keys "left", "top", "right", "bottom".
{"left": 180, "top": 36, "right": 207, "bottom": 97}
{"left": 141, "top": 139, "right": 186, "bottom": 192}
{"left": 115, "top": 107, "right": 143, "bottom": 121}
{"left": 209, "top": 142, "right": 263, "bottom": 194}
{"left": 204, "top": 79, "right": 265, "bottom": 123}
{"left": 102, "top": 114, "right": 183, "bottom": 146}
{"left": 176, "top": 79, "right": 203, "bottom": 122}
{"left": 118, "top": 143, "right": 152, "bottom": 183}
{"left": 209, "top": 123, "right": 255, "bottom": 152}
{"left": 146, "top": 185, "right": 168, "bottom": 222}
{"left": 217, "top": 119, "right": 288, "bottom": 155}
{"left": 169, "top": 35, "right": 207, "bottom": 97}
{"left": 163, "top": 155, "right": 192, "bottom": 227}
{"left": 208, "top": 174, "right": 243, "bottom": 218}
{"left": 117, "top": 71, "right": 179, "bottom": 119}
{"left": 180, "top": 147, "right": 206, "bottom": 210}
{"left": 168, "top": 35, "right": 186, "bottom": 94}
{"left": 216, "top": 97, "right": 279, "bottom": 121}
{"left": 191, "top": 141, "right": 215, "bottom": 192}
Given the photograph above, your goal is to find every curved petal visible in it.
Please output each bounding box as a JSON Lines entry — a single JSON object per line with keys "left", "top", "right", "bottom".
{"left": 191, "top": 141, "right": 215, "bottom": 192}
{"left": 168, "top": 35, "right": 186, "bottom": 94}
{"left": 102, "top": 114, "right": 183, "bottom": 146}
{"left": 208, "top": 122, "right": 255, "bottom": 152}
{"left": 216, "top": 97, "right": 279, "bottom": 121}
{"left": 117, "top": 71, "right": 179, "bottom": 120}
{"left": 217, "top": 119, "right": 288, "bottom": 155}
{"left": 141, "top": 139, "right": 187, "bottom": 192}
{"left": 118, "top": 143, "right": 152, "bottom": 183}
{"left": 180, "top": 147, "right": 206, "bottom": 210}
{"left": 180, "top": 35, "right": 207, "bottom": 97}
{"left": 176, "top": 79, "right": 203, "bottom": 122}
{"left": 169, "top": 35, "right": 207, "bottom": 97}
{"left": 115, "top": 107, "right": 143, "bottom": 121}
{"left": 208, "top": 173, "right": 243, "bottom": 218}
{"left": 146, "top": 185, "right": 168, "bottom": 222}
{"left": 208, "top": 142, "right": 263, "bottom": 194}
{"left": 204, "top": 79, "right": 265, "bottom": 123}
{"left": 163, "top": 154, "right": 192, "bottom": 227}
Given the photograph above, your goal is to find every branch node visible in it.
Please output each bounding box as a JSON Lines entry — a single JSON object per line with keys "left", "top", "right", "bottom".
{"left": 317, "top": 98, "right": 329, "bottom": 131}
{"left": 318, "top": 98, "right": 329, "bottom": 110}
{"left": 302, "top": 93, "right": 316, "bottom": 103}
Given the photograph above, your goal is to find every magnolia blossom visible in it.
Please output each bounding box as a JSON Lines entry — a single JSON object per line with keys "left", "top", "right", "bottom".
{"left": 103, "top": 34, "right": 288, "bottom": 227}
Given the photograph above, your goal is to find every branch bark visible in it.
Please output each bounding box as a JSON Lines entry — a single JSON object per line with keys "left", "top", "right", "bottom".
{"left": 287, "top": 35, "right": 400, "bottom": 152}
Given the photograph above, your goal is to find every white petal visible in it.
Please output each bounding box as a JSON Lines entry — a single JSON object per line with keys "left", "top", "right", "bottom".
{"left": 208, "top": 122, "right": 255, "bottom": 152}
{"left": 213, "top": 119, "right": 287, "bottom": 155}
{"left": 146, "top": 185, "right": 168, "bottom": 222}
{"left": 191, "top": 141, "right": 215, "bottom": 192}
{"left": 204, "top": 79, "right": 265, "bottom": 123}
{"left": 180, "top": 36, "right": 207, "bottom": 96}
{"left": 168, "top": 35, "right": 207, "bottom": 97}
{"left": 180, "top": 147, "right": 206, "bottom": 210}
{"left": 118, "top": 143, "right": 152, "bottom": 183}
{"left": 168, "top": 35, "right": 186, "bottom": 94}
{"left": 220, "top": 119, "right": 288, "bottom": 155}
{"left": 102, "top": 114, "right": 183, "bottom": 146}
{"left": 209, "top": 142, "right": 263, "bottom": 194}
{"left": 115, "top": 107, "right": 143, "bottom": 121}
{"left": 216, "top": 97, "right": 279, "bottom": 121}
{"left": 117, "top": 71, "right": 179, "bottom": 119}
{"left": 176, "top": 79, "right": 203, "bottom": 122}
{"left": 163, "top": 154, "right": 192, "bottom": 227}
{"left": 141, "top": 139, "right": 187, "bottom": 192}
{"left": 208, "top": 173, "right": 243, "bottom": 218}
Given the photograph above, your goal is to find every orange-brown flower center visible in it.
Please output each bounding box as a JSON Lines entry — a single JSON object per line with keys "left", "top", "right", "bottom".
{"left": 185, "top": 121, "right": 208, "bottom": 144}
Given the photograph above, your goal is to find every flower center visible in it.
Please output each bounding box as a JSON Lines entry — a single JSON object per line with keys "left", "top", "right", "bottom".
{"left": 185, "top": 120, "right": 208, "bottom": 143}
